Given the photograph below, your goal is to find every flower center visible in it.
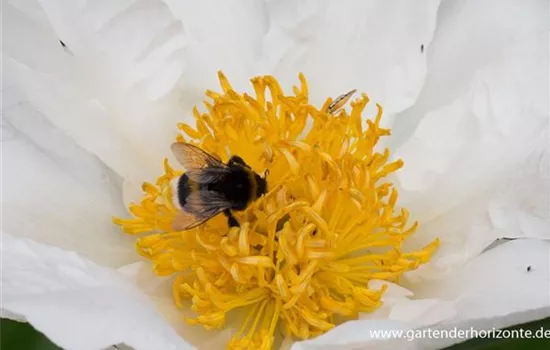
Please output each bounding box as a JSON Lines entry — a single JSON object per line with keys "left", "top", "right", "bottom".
{"left": 113, "top": 72, "right": 439, "bottom": 349}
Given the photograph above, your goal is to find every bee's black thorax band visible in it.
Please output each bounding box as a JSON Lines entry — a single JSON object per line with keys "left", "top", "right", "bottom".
{"left": 176, "top": 173, "right": 192, "bottom": 208}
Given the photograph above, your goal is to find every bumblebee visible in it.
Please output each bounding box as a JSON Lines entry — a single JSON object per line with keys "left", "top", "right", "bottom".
{"left": 170, "top": 142, "right": 267, "bottom": 231}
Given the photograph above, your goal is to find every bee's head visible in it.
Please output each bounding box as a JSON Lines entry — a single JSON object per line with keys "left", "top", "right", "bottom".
{"left": 255, "top": 171, "right": 268, "bottom": 197}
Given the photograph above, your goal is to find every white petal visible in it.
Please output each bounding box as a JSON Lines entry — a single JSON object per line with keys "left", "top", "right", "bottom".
{"left": 118, "top": 262, "right": 234, "bottom": 349}
{"left": 408, "top": 239, "right": 550, "bottom": 348}
{"left": 164, "top": 0, "right": 268, "bottom": 95}
{"left": 1, "top": 233, "right": 191, "bottom": 350}
{"left": 2, "top": 99, "right": 136, "bottom": 268}
{"left": 393, "top": 0, "right": 549, "bottom": 270}
{"left": 407, "top": 239, "right": 550, "bottom": 322}
{"left": 295, "top": 239, "right": 550, "bottom": 349}
{"left": 361, "top": 282, "right": 456, "bottom": 328}
{"left": 368, "top": 280, "right": 413, "bottom": 298}
{"left": 391, "top": 0, "right": 548, "bottom": 144}
{"left": 4, "top": 0, "right": 189, "bottom": 183}
{"left": 260, "top": 0, "right": 440, "bottom": 114}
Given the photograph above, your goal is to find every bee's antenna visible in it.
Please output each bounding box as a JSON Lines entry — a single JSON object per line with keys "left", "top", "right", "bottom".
{"left": 264, "top": 169, "right": 270, "bottom": 178}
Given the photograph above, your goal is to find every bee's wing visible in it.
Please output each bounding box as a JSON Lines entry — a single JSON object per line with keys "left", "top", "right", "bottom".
{"left": 171, "top": 143, "right": 230, "bottom": 183}
{"left": 171, "top": 142, "right": 227, "bottom": 168}
{"left": 171, "top": 191, "right": 232, "bottom": 231}
{"left": 172, "top": 210, "right": 216, "bottom": 231}
{"left": 183, "top": 191, "right": 232, "bottom": 213}
{"left": 187, "top": 167, "right": 230, "bottom": 184}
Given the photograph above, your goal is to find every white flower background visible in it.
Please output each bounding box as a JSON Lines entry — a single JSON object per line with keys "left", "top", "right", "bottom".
{"left": 2, "top": 0, "right": 549, "bottom": 349}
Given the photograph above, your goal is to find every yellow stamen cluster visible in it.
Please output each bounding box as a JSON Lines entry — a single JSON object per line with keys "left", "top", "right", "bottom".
{"left": 113, "top": 72, "right": 439, "bottom": 349}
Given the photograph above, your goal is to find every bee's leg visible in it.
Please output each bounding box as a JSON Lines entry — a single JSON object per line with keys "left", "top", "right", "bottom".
{"left": 223, "top": 209, "right": 240, "bottom": 228}
{"left": 228, "top": 155, "right": 250, "bottom": 169}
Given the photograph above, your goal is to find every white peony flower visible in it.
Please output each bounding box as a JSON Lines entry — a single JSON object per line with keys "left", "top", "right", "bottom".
{"left": 2, "top": 0, "right": 548, "bottom": 349}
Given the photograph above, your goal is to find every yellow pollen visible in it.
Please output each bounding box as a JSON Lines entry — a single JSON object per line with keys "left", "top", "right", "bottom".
{"left": 113, "top": 72, "right": 439, "bottom": 349}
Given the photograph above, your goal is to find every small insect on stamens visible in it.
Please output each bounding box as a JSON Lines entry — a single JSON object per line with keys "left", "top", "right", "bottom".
{"left": 327, "top": 89, "right": 357, "bottom": 114}
{"left": 527, "top": 265, "right": 532, "bottom": 272}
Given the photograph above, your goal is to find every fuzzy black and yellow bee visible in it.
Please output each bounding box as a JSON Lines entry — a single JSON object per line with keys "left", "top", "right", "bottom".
{"left": 170, "top": 142, "right": 268, "bottom": 231}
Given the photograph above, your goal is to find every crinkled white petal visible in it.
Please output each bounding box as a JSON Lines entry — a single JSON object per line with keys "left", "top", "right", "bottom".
{"left": 164, "top": 0, "right": 268, "bottom": 95}
{"left": 2, "top": 99, "right": 135, "bottom": 268}
{"left": 259, "top": 0, "right": 439, "bottom": 115}
{"left": 1, "top": 233, "right": 191, "bottom": 350}
{"left": 4, "top": 0, "right": 189, "bottom": 184}
{"left": 361, "top": 282, "right": 457, "bottom": 329}
{"left": 118, "top": 262, "right": 235, "bottom": 349}
{"left": 391, "top": 0, "right": 548, "bottom": 144}
{"left": 294, "top": 239, "right": 550, "bottom": 350}
{"left": 407, "top": 239, "right": 550, "bottom": 322}
{"left": 393, "top": 0, "right": 549, "bottom": 273}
